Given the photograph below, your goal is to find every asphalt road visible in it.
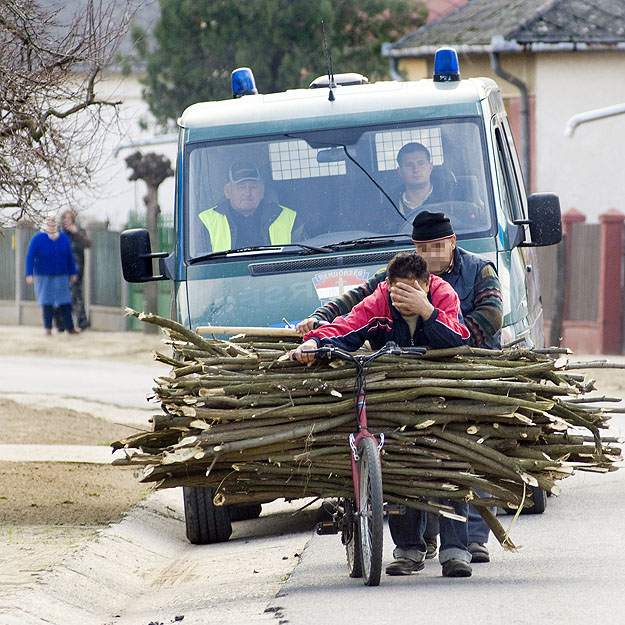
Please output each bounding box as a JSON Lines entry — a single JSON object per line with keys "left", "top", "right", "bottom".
{"left": 9, "top": 464, "right": 624, "bottom": 625}
{"left": 0, "top": 354, "right": 159, "bottom": 424}
{"left": 271, "top": 455, "right": 625, "bottom": 625}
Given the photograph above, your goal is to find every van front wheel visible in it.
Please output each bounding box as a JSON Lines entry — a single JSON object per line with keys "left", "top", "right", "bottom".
{"left": 183, "top": 486, "right": 232, "bottom": 544}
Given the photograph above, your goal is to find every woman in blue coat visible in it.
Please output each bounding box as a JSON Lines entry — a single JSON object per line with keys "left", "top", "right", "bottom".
{"left": 25, "top": 215, "right": 79, "bottom": 335}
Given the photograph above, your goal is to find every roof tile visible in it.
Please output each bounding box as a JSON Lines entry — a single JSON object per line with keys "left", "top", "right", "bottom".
{"left": 387, "top": 0, "right": 625, "bottom": 53}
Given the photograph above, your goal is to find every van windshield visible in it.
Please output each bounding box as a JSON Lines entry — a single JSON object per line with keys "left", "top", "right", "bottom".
{"left": 186, "top": 118, "right": 494, "bottom": 260}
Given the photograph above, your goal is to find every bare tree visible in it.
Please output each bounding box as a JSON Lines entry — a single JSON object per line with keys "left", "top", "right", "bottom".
{"left": 0, "top": 0, "right": 139, "bottom": 225}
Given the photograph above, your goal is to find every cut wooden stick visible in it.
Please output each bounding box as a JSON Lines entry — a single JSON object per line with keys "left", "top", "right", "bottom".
{"left": 112, "top": 310, "right": 624, "bottom": 551}
{"left": 196, "top": 325, "right": 301, "bottom": 337}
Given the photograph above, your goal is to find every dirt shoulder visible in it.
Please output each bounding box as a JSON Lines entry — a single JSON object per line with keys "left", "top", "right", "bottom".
{"left": 0, "top": 324, "right": 166, "bottom": 365}
{"left": 0, "top": 325, "right": 164, "bottom": 597}
{"left": 0, "top": 398, "right": 150, "bottom": 526}
{"left": 0, "top": 398, "right": 152, "bottom": 596}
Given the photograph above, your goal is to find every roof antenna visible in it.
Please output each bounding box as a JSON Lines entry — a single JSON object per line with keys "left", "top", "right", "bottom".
{"left": 322, "top": 21, "right": 336, "bottom": 102}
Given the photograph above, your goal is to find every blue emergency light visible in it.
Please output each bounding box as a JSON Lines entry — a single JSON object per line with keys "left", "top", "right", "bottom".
{"left": 231, "top": 68, "right": 258, "bottom": 98}
{"left": 433, "top": 48, "right": 460, "bottom": 83}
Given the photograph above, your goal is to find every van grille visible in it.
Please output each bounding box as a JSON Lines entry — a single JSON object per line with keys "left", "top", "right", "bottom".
{"left": 248, "top": 249, "right": 413, "bottom": 276}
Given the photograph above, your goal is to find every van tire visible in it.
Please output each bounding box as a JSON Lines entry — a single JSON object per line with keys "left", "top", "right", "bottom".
{"left": 525, "top": 485, "right": 548, "bottom": 514}
{"left": 228, "top": 503, "right": 262, "bottom": 522}
{"left": 183, "top": 486, "right": 232, "bottom": 544}
{"left": 502, "top": 485, "right": 548, "bottom": 515}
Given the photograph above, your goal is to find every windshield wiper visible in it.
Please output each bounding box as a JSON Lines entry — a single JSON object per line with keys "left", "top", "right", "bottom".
{"left": 190, "top": 242, "right": 333, "bottom": 264}
{"left": 326, "top": 234, "right": 413, "bottom": 250}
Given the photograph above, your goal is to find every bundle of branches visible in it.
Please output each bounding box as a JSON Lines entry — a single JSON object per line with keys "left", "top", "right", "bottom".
{"left": 113, "top": 309, "right": 623, "bottom": 548}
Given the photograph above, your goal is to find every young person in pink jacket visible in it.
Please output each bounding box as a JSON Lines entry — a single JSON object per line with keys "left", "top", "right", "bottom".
{"left": 292, "top": 251, "right": 469, "bottom": 363}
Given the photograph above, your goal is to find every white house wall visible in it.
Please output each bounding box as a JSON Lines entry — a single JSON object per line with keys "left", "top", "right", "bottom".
{"left": 534, "top": 51, "right": 625, "bottom": 222}
{"left": 73, "top": 71, "right": 177, "bottom": 230}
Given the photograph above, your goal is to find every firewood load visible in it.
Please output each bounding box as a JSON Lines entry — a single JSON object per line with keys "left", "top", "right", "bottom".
{"left": 113, "top": 309, "right": 623, "bottom": 549}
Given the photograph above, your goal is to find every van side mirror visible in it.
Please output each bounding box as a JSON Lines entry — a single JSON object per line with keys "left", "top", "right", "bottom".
{"left": 120, "top": 228, "right": 168, "bottom": 282}
{"left": 518, "top": 193, "right": 562, "bottom": 247}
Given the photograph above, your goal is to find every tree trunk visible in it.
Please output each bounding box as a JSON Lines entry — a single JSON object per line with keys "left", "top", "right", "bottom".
{"left": 143, "top": 184, "right": 160, "bottom": 334}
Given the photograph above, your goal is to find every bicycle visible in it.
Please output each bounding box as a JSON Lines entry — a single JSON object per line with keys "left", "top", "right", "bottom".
{"left": 306, "top": 341, "right": 426, "bottom": 586}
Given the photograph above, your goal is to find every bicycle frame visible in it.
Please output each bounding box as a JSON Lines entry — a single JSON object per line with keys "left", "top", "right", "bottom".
{"left": 349, "top": 389, "right": 382, "bottom": 509}
{"left": 306, "top": 341, "right": 426, "bottom": 586}
{"left": 308, "top": 342, "right": 424, "bottom": 507}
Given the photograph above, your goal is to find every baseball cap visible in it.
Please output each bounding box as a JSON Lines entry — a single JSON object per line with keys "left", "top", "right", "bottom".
{"left": 229, "top": 161, "right": 261, "bottom": 183}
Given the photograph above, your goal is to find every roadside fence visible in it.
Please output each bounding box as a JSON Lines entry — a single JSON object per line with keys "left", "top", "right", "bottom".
{"left": 1, "top": 209, "right": 624, "bottom": 353}
{"left": 0, "top": 218, "right": 173, "bottom": 332}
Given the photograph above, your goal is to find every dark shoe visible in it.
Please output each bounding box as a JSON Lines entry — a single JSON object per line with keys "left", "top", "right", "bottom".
{"left": 425, "top": 535, "right": 438, "bottom": 560}
{"left": 386, "top": 558, "right": 425, "bottom": 576}
{"left": 68, "top": 328, "right": 81, "bottom": 335}
{"left": 442, "top": 559, "right": 472, "bottom": 577}
{"left": 468, "top": 542, "right": 490, "bottom": 563}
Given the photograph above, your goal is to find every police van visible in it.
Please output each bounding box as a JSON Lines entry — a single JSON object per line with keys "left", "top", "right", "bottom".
{"left": 121, "top": 48, "right": 562, "bottom": 543}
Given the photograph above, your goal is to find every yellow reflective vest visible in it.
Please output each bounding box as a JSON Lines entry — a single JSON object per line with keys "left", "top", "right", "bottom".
{"left": 198, "top": 204, "right": 297, "bottom": 252}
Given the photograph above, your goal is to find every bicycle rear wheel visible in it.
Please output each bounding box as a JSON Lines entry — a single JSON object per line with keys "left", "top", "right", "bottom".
{"left": 357, "top": 436, "right": 384, "bottom": 586}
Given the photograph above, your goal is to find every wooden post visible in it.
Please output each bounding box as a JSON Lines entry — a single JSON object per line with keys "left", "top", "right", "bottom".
{"left": 598, "top": 209, "right": 625, "bottom": 354}
{"left": 14, "top": 228, "right": 24, "bottom": 323}
{"left": 562, "top": 208, "right": 586, "bottom": 321}
{"left": 549, "top": 233, "right": 567, "bottom": 347}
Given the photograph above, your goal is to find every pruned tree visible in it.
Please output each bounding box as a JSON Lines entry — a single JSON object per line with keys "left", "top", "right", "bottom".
{"left": 125, "top": 150, "right": 173, "bottom": 331}
{"left": 0, "top": 0, "right": 139, "bottom": 226}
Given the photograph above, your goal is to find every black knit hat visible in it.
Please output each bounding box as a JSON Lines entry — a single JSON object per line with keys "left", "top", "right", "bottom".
{"left": 411, "top": 210, "right": 454, "bottom": 242}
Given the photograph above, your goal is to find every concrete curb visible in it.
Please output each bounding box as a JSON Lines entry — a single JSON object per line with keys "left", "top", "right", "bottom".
{"left": 0, "top": 490, "right": 317, "bottom": 625}
{"left": 0, "top": 444, "right": 127, "bottom": 464}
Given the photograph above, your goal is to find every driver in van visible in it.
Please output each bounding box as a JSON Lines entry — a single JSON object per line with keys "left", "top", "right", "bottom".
{"left": 296, "top": 210, "right": 504, "bottom": 565}
{"left": 198, "top": 161, "right": 304, "bottom": 252}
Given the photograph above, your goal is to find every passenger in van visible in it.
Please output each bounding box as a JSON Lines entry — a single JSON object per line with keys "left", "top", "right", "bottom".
{"left": 198, "top": 161, "right": 304, "bottom": 252}
{"left": 291, "top": 251, "right": 473, "bottom": 578}
{"left": 380, "top": 141, "right": 486, "bottom": 234}
{"left": 296, "top": 210, "right": 503, "bottom": 565}
{"left": 397, "top": 142, "right": 453, "bottom": 213}
{"left": 380, "top": 142, "right": 458, "bottom": 232}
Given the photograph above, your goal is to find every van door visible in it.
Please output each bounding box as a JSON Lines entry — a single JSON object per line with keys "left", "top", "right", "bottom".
{"left": 491, "top": 117, "right": 544, "bottom": 348}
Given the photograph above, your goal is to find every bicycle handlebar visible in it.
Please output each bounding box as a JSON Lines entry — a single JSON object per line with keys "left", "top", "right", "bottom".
{"left": 302, "top": 341, "right": 426, "bottom": 363}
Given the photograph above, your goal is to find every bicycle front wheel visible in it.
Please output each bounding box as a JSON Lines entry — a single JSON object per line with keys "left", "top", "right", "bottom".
{"left": 357, "top": 436, "right": 384, "bottom": 586}
{"left": 343, "top": 499, "right": 363, "bottom": 578}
